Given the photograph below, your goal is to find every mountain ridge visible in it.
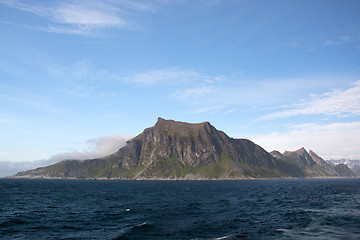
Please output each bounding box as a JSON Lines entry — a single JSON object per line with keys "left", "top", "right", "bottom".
{"left": 272, "top": 148, "right": 354, "bottom": 177}
{"left": 12, "top": 118, "right": 355, "bottom": 180}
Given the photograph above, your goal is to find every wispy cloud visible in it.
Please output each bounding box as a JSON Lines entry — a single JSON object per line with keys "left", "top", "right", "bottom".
{"left": 0, "top": 91, "right": 65, "bottom": 115}
{"left": 190, "top": 105, "right": 226, "bottom": 114}
{"left": 125, "top": 68, "right": 217, "bottom": 85}
{"left": 125, "top": 69, "right": 360, "bottom": 117}
{"left": 53, "top": 64, "right": 222, "bottom": 99}
{"left": 0, "top": 0, "right": 156, "bottom": 35}
{"left": 51, "top": 60, "right": 121, "bottom": 98}
{"left": 52, "top": 2, "right": 125, "bottom": 26}
{"left": 287, "top": 40, "right": 298, "bottom": 48}
{"left": 324, "top": 35, "right": 351, "bottom": 46}
{"left": 251, "top": 121, "right": 360, "bottom": 159}
{"left": 0, "top": 117, "right": 9, "bottom": 123}
{"left": 123, "top": 67, "right": 234, "bottom": 114}
{"left": 172, "top": 85, "right": 214, "bottom": 101}
{"left": 123, "top": 67, "right": 230, "bottom": 113}
{"left": 170, "top": 74, "right": 342, "bottom": 114}
{"left": 262, "top": 80, "right": 360, "bottom": 119}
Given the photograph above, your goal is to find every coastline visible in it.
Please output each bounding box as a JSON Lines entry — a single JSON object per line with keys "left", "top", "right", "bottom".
{"left": 5, "top": 175, "right": 358, "bottom": 181}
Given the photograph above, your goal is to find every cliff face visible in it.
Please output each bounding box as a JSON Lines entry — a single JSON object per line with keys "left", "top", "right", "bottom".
{"left": 14, "top": 118, "right": 355, "bottom": 180}
{"left": 284, "top": 147, "right": 315, "bottom": 168}
{"left": 102, "top": 118, "right": 289, "bottom": 178}
{"left": 114, "top": 118, "right": 229, "bottom": 169}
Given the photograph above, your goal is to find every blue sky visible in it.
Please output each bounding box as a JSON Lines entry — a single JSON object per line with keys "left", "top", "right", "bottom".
{"left": 1, "top": 0, "right": 360, "bottom": 166}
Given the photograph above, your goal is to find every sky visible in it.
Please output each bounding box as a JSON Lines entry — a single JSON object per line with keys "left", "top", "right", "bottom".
{"left": 1, "top": 0, "right": 360, "bottom": 171}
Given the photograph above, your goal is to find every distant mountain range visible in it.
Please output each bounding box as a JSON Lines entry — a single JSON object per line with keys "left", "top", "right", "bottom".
{"left": 12, "top": 118, "right": 355, "bottom": 180}
{"left": 0, "top": 160, "right": 47, "bottom": 178}
{"left": 327, "top": 159, "right": 360, "bottom": 175}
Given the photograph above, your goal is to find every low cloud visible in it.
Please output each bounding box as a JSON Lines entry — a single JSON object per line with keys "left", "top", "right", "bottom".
{"left": 88, "top": 134, "right": 131, "bottom": 157}
{"left": 250, "top": 122, "right": 360, "bottom": 160}
{"left": 0, "top": 134, "right": 132, "bottom": 177}
{"left": 47, "top": 134, "right": 132, "bottom": 164}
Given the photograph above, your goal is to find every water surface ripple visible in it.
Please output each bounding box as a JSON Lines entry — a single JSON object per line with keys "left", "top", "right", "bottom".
{"left": 1, "top": 178, "right": 359, "bottom": 239}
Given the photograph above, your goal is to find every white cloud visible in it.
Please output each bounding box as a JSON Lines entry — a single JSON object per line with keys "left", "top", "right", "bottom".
{"left": 0, "top": 0, "right": 156, "bottom": 35}
{"left": 124, "top": 70, "right": 360, "bottom": 117}
{"left": 47, "top": 134, "right": 132, "bottom": 163}
{"left": 0, "top": 0, "right": 46, "bottom": 16}
{"left": 251, "top": 122, "right": 360, "bottom": 160}
{"left": 52, "top": 2, "right": 124, "bottom": 26}
{"left": 87, "top": 134, "right": 130, "bottom": 156}
{"left": 262, "top": 80, "right": 360, "bottom": 119}
{"left": 171, "top": 73, "right": 356, "bottom": 115}
{"left": 224, "top": 109, "right": 236, "bottom": 114}
{"left": 169, "top": 75, "right": 329, "bottom": 114}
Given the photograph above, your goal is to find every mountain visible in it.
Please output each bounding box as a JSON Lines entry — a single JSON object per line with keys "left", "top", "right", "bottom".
{"left": 13, "top": 118, "right": 355, "bottom": 180}
{"left": 334, "top": 164, "right": 356, "bottom": 177}
{"left": 0, "top": 160, "right": 47, "bottom": 178}
{"left": 327, "top": 159, "right": 360, "bottom": 174}
{"left": 271, "top": 148, "right": 354, "bottom": 177}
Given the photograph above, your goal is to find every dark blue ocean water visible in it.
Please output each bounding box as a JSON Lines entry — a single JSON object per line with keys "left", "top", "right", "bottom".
{"left": 1, "top": 178, "right": 360, "bottom": 240}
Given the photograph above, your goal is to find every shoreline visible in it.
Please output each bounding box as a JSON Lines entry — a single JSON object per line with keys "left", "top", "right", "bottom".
{"left": 5, "top": 175, "right": 358, "bottom": 181}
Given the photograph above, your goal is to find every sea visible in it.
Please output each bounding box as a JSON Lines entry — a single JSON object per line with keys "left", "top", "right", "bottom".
{"left": 1, "top": 178, "right": 360, "bottom": 240}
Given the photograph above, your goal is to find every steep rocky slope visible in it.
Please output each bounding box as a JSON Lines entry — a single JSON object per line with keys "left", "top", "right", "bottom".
{"left": 272, "top": 148, "right": 354, "bottom": 177}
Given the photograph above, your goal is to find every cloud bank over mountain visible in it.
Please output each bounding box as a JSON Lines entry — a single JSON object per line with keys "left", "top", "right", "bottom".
{"left": 0, "top": 134, "right": 131, "bottom": 177}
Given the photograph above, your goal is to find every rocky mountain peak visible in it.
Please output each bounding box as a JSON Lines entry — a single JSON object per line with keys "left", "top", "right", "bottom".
{"left": 295, "top": 147, "right": 307, "bottom": 154}
{"left": 284, "top": 147, "right": 315, "bottom": 168}
{"left": 127, "top": 118, "right": 231, "bottom": 170}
